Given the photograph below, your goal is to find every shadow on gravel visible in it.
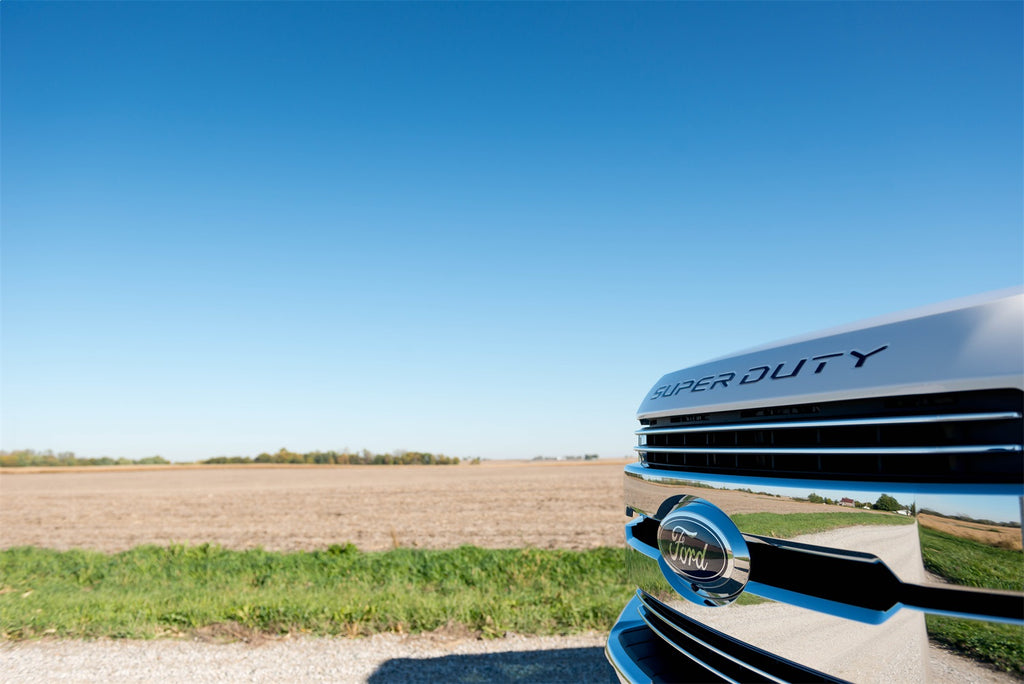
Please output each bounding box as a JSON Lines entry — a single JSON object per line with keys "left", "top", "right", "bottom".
{"left": 367, "top": 646, "right": 618, "bottom": 683}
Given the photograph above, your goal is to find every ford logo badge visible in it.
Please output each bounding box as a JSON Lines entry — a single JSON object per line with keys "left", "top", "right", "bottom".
{"left": 657, "top": 497, "right": 750, "bottom": 607}
{"left": 659, "top": 518, "right": 729, "bottom": 583}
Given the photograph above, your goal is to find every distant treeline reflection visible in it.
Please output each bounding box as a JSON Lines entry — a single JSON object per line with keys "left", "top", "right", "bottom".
{"left": 206, "top": 448, "right": 461, "bottom": 466}
{"left": 0, "top": 448, "right": 464, "bottom": 468}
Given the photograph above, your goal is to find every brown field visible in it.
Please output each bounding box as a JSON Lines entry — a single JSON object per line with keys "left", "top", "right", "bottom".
{"left": 0, "top": 460, "right": 842, "bottom": 552}
{"left": 0, "top": 461, "right": 640, "bottom": 552}
{"left": 918, "top": 512, "right": 1023, "bottom": 550}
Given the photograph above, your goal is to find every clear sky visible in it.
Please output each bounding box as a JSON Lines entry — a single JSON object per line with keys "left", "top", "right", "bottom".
{"left": 2, "top": 2, "right": 1022, "bottom": 462}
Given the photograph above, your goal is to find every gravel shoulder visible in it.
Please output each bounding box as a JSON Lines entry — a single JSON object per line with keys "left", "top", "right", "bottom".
{"left": 1, "top": 633, "right": 1014, "bottom": 684}
{"left": 0, "top": 633, "right": 617, "bottom": 684}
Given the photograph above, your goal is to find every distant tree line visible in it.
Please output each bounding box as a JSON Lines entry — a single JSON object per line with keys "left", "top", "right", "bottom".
{"left": 0, "top": 448, "right": 461, "bottom": 468}
{"left": 803, "top": 492, "right": 915, "bottom": 514}
{"left": 0, "top": 450, "right": 170, "bottom": 468}
{"left": 804, "top": 492, "right": 868, "bottom": 507}
{"left": 202, "top": 448, "right": 460, "bottom": 466}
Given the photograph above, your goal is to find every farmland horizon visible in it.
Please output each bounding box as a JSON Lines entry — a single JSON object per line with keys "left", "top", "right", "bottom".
{"left": 0, "top": 446, "right": 634, "bottom": 467}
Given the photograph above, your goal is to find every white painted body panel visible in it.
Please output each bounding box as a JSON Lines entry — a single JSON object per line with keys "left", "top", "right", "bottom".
{"left": 638, "top": 288, "right": 1024, "bottom": 420}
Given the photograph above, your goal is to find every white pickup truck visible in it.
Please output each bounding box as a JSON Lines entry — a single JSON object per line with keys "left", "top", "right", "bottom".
{"left": 606, "top": 288, "right": 1023, "bottom": 682}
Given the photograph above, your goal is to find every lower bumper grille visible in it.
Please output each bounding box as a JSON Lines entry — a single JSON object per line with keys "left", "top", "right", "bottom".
{"left": 637, "top": 592, "right": 844, "bottom": 683}
{"left": 607, "top": 593, "right": 844, "bottom": 684}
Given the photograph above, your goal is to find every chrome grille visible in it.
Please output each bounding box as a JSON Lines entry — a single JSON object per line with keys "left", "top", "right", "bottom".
{"left": 635, "top": 591, "right": 845, "bottom": 683}
{"left": 636, "top": 389, "right": 1023, "bottom": 483}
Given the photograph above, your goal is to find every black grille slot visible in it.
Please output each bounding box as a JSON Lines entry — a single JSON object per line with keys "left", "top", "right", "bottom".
{"left": 636, "top": 390, "right": 1023, "bottom": 484}
{"left": 636, "top": 591, "right": 845, "bottom": 683}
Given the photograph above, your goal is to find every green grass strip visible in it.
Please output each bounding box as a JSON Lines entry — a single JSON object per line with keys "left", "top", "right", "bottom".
{"left": 731, "top": 511, "right": 914, "bottom": 538}
{"left": 918, "top": 526, "right": 1022, "bottom": 591}
{"left": 918, "top": 526, "right": 1024, "bottom": 675}
{"left": 0, "top": 545, "right": 631, "bottom": 640}
{"left": 926, "top": 616, "right": 1023, "bottom": 676}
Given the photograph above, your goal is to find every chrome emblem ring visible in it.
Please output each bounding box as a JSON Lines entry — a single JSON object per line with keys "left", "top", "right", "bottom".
{"left": 657, "top": 497, "right": 751, "bottom": 607}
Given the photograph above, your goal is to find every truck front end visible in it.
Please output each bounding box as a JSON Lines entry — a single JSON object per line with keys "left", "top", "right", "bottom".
{"left": 606, "top": 289, "right": 1024, "bottom": 682}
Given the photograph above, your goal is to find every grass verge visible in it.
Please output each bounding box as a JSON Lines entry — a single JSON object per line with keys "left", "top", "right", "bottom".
{"left": 919, "top": 526, "right": 1022, "bottom": 590}
{"left": 926, "top": 616, "right": 1023, "bottom": 676}
{"left": 918, "top": 526, "right": 1023, "bottom": 675}
{"left": 731, "top": 511, "right": 914, "bottom": 538}
{"left": 0, "top": 544, "right": 631, "bottom": 640}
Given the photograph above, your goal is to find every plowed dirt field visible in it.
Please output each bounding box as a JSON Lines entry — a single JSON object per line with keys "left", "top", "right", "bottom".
{"left": 1, "top": 461, "right": 640, "bottom": 552}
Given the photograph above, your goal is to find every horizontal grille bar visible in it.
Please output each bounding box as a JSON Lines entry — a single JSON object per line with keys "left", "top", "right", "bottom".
{"left": 637, "top": 389, "right": 1023, "bottom": 484}
{"left": 637, "top": 591, "right": 845, "bottom": 683}
{"left": 628, "top": 516, "right": 1024, "bottom": 627}
{"left": 637, "top": 445, "right": 1021, "bottom": 456}
{"left": 636, "top": 411, "right": 1021, "bottom": 435}
{"left": 638, "top": 604, "right": 737, "bottom": 683}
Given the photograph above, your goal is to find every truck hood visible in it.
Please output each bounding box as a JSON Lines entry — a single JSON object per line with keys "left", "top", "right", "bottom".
{"left": 638, "top": 287, "right": 1024, "bottom": 420}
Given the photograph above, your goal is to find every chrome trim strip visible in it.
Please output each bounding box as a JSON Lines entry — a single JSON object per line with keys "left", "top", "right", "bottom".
{"left": 625, "top": 535, "right": 895, "bottom": 625}
{"left": 625, "top": 461, "right": 1024, "bottom": 496}
{"left": 637, "top": 600, "right": 739, "bottom": 684}
{"left": 636, "top": 411, "right": 1021, "bottom": 435}
{"left": 605, "top": 596, "right": 655, "bottom": 684}
{"left": 636, "top": 593, "right": 789, "bottom": 684}
{"left": 625, "top": 517, "right": 660, "bottom": 561}
{"left": 635, "top": 444, "right": 1021, "bottom": 455}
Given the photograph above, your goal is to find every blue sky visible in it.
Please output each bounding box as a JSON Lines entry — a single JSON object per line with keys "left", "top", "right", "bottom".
{"left": 2, "top": 2, "right": 1021, "bottom": 461}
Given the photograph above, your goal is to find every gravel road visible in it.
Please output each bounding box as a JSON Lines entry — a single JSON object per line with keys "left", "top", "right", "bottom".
{"left": 1, "top": 633, "right": 1014, "bottom": 684}
{"left": 0, "top": 633, "right": 618, "bottom": 684}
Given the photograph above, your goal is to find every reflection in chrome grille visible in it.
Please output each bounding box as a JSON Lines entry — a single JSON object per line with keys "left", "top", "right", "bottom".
{"left": 617, "top": 463, "right": 1023, "bottom": 680}
{"left": 626, "top": 508, "right": 1024, "bottom": 626}
{"left": 636, "top": 390, "right": 1023, "bottom": 483}
{"left": 636, "top": 592, "right": 845, "bottom": 683}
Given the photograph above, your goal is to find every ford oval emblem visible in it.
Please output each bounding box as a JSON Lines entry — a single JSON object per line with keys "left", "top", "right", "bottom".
{"left": 659, "top": 518, "right": 729, "bottom": 583}
{"left": 657, "top": 497, "right": 750, "bottom": 607}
